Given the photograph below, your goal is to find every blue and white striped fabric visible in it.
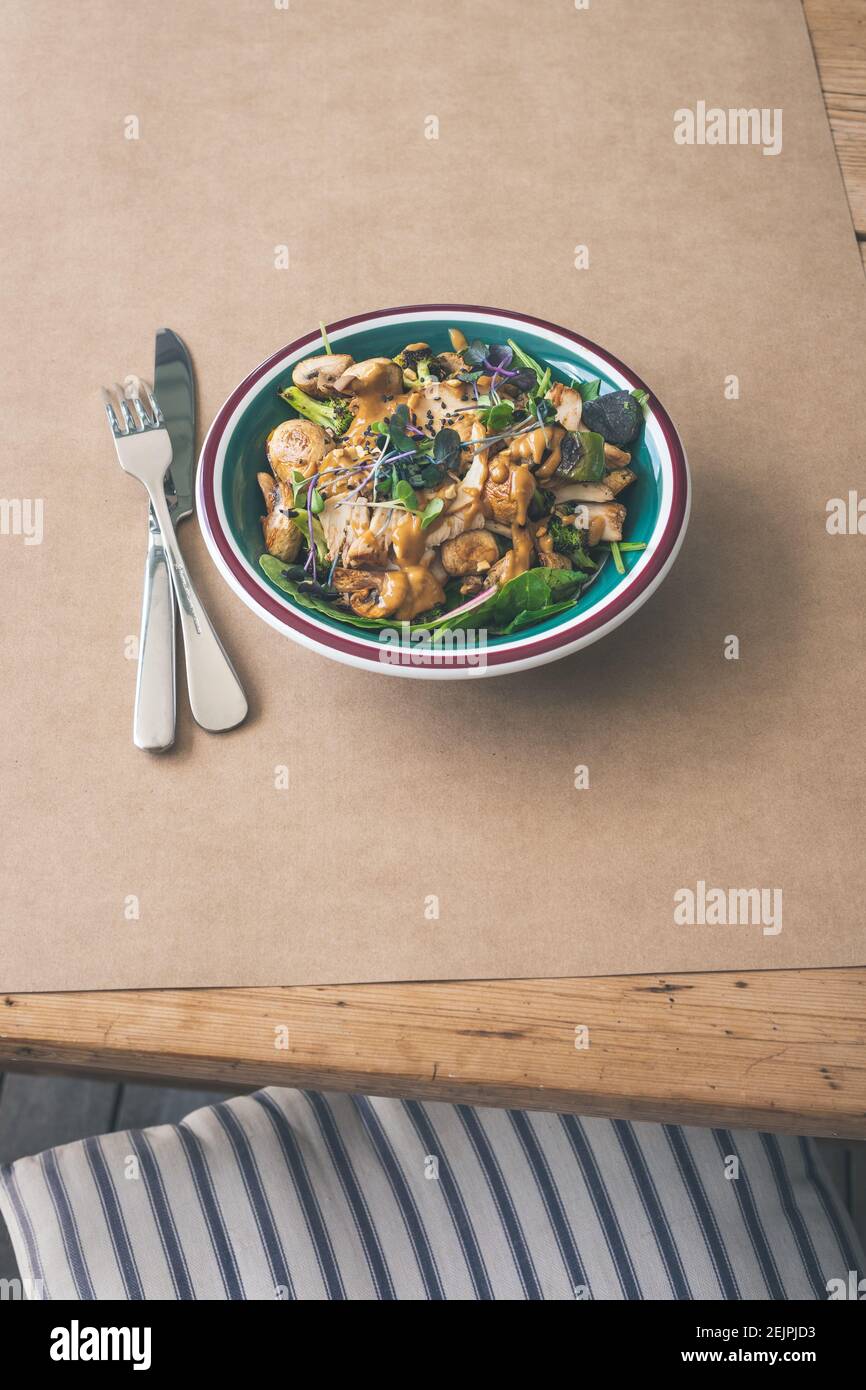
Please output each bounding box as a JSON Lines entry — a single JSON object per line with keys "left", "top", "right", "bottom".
{"left": 1, "top": 1089, "right": 861, "bottom": 1300}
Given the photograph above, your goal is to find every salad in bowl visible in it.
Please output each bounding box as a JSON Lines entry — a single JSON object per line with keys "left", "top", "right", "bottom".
{"left": 197, "top": 305, "right": 689, "bottom": 678}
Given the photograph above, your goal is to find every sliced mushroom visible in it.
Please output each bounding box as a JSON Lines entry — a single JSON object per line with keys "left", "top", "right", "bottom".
{"left": 546, "top": 382, "right": 583, "bottom": 433}
{"left": 439, "top": 529, "right": 500, "bottom": 577}
{"left": 267, "top": 419, "right": 326, "bottom": 483}
{"left": 553, "top": 480, "right": 615, "bottom": 504}
{"left": 486, "top": 554, "right": 511, "bottom": 588}
{"left": 537, "top": 549, "right": 573, "bottom": 571}
{"left": 332, "top": 357, "right": 403, "bottom": 397}
{"left": 571, "top": 502, "right": 626, "bottom": 543}
{"left": 604, "top": 442, "right": 632, "bottom": 468}
{"left": 437, "top": 351, "right": 466, "bottom": 378}
{"left": 257, "top": 472, "right": 303, "bottom": 563}
{"left": 291, "top": 354, "right": 354, "bottom": 398}
{"left": 605, "top": 468, "right": 637, "bottom": 497}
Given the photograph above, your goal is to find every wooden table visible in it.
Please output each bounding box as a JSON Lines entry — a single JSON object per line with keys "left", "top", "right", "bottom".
{"left": 2, "top": 0, "right": 865, "bottom": 1140}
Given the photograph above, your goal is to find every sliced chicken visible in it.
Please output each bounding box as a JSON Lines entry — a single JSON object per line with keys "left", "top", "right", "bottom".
{"left": 546, "top": 382, "right": 583, "bottom": 432}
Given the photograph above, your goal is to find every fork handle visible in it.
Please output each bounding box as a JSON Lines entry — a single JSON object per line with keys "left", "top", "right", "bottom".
{"left": 133, "top": 509, "right": 176, "bottom": 751}
{"left": 147, "top": 486, "right": 248, "bottom": 733}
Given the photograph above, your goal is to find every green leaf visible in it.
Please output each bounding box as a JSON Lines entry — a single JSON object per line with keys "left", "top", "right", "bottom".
{"left": 260, "top": 555, "right": 391, "bottom": 629}
{"left": 631, "top": 388, "right": 650, "bottom": 413}
{"left": 444, "top": 567, "right": 585, "bottom": 633}
{"left": 479, "top": 400, "right": 515, "bottom": 432}
{"left": 394, "top": 479, "right": 419, "bottom": 510}
{"left": 433, "top": 427, "right": 461, "bottom": 471}
{"left": 310, "top": 487, "right": 324, "bottom": 515}
{"left": 420, "top": 497, "right": 445, "bottom": 530}
{"left": 576, "top": 377, "right": 602, "bottom": 402}
{"left": 498, "top": 592, "right": 591, "bottom": 635}
{"left": 506, "top": 338, "right": 545, "bottom": 384}
{"left": 291, "top": 508, "right": 328, "bottom": 563}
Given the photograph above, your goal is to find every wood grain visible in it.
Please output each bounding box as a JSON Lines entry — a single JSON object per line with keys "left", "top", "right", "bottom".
{"left": 2, "top": 1, "right": 865, "bottom": 1138}
{"left": 805, "top": 0, "right": 866, "bottom": 234}
{"left": 3, "top": 969, "right": 866, "bottom": 1137}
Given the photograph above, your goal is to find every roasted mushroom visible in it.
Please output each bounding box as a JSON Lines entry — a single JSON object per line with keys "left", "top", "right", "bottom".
{"left": 332, "top": 357, "right": 403, "bottom": 397}
{"left": 604, "top": 442, "right": 632, "bottom": 468}
{"left": 267, "top": 418, "right": 326, "bottom": 483}
{"left": 257, "top": 473, "right": 303, "bottom": 563}
{"left": 604, "top": 468, "right": 637, "bottom": 497}
{"left": 439, "top": 529, "right": 500, "bottom": 577}
{"left": 291, "top": 354, "right": 354, "bottom": 398}
{"left": 573, "top": 502, "right": 626, "bottom": 543}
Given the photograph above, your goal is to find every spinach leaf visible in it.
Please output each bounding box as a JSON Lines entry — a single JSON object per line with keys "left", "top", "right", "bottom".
{"left": 444, "top": 567, "right": 585, "bottom": 632}
{"left": 260, "top": 556, "right": 449, "bottom": 633}
{"left": 260, "top": 555, "right": 392, "bottom": 628}
{"left": 576, "top": 377, "right": 602, "bottom": 402}
{"left": 498, "top": 592, "right": 591, "bottom": 635}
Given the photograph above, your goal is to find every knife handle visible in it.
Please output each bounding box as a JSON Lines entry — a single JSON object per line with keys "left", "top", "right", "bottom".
{"left": 146, "top": 487, "right": 248, "bottom": 734}
{"left": 133, "top": 510, "right": 176, "bottom": 751}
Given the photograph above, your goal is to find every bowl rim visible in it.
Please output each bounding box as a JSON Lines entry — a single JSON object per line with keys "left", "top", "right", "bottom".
{"left": 197, "top": 303, "right": 690, "bottom": 679}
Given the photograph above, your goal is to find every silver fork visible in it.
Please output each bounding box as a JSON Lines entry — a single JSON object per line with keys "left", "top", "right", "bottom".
{"left": 103, "top": 382, "right": 248, "bottom": 733}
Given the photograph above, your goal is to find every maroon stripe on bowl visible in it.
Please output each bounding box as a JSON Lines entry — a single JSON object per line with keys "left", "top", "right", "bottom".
{"left": 199, "top": 305, "right": 689, "bottom": 669}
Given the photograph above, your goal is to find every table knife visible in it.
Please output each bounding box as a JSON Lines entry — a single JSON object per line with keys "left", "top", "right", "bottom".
{"left": 131, "top": 328, "right": 193, "bottom": 750}
{"left": 133, "top": 328, "right": 247, "bottom": 744}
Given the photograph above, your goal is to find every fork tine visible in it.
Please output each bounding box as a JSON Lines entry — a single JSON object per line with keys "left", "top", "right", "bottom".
{"left": 129, "top": 393, "right": 151, "bottom": 428}
{"left": 114, "top": 384, "right": 136, "bottom": 433}
{"left": 102, "top": 387, "right": 123, "bottom": 435}
{"left": 142, "top": 380, "right": 165, "bottom": 427}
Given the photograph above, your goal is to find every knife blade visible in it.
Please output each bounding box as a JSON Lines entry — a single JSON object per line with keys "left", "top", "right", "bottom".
{"left": 132, "top": 329, "right": 195, "bottom": 750}
{"left": 154, "top": 328, "right": 195, "bottom": 525}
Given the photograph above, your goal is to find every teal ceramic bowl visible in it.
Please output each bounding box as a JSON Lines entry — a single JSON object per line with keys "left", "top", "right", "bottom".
{"left": 198, "top": 304, "right": 689, "bottom": 678}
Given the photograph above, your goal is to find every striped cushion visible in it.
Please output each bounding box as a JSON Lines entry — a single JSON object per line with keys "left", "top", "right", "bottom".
{"left": 0, "top": 1089, "right": 861, "bottom": 1300}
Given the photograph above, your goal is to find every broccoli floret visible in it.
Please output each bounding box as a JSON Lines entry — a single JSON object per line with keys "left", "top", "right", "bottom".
{"left": 529, "top": 486, "right": 556, "bottom": 521}
{"left": 278, "top": 385, "right": 353, "bottom": 437}
{"left": 393, "top": 342, "right": 445, "bottom": 385}
{"left": 549, "top": 515, "right": 597, "bottom": 570}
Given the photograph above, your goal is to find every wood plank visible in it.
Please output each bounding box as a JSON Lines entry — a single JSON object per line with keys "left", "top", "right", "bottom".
{"left": 3, "top": 970, "right": 866, "bottom": 1138}
{"left": 805, "top": 0, "right": 866, "bottom": 232}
